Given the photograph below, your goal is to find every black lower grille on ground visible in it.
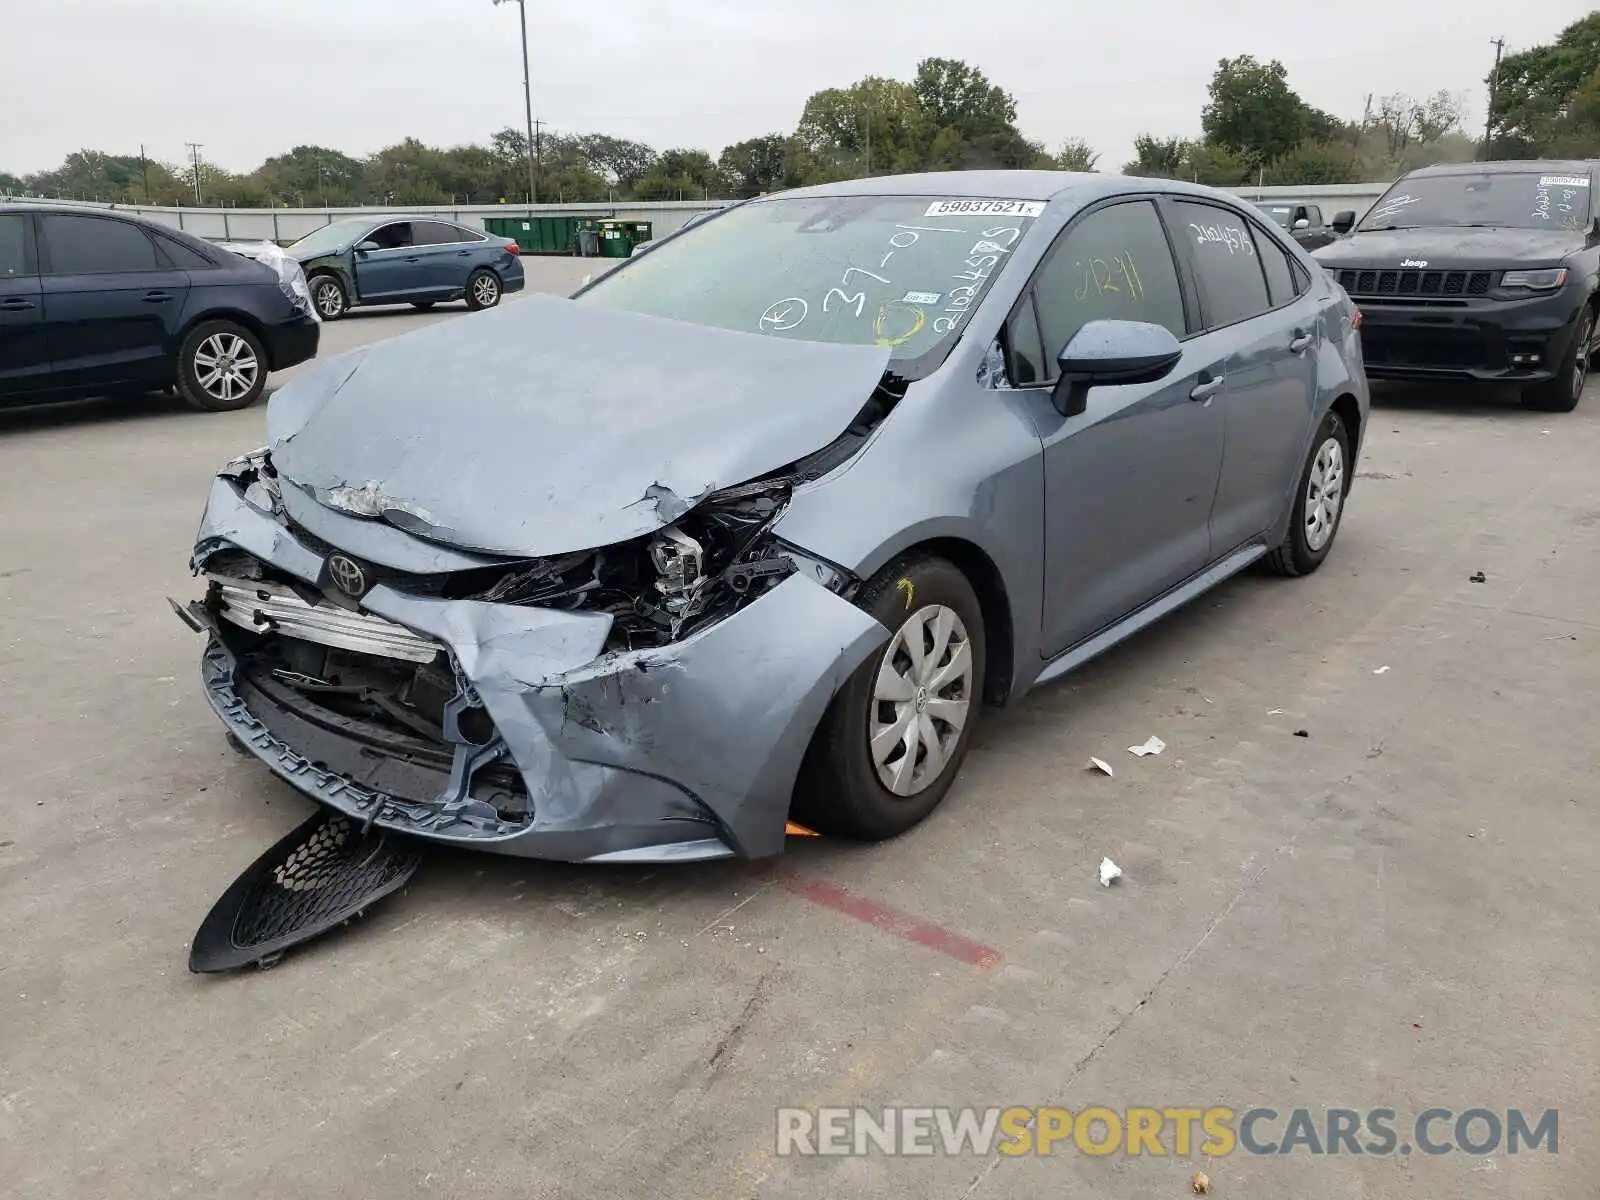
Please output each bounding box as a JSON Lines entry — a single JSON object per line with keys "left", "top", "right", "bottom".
{"left": 1361, "top": 326, "right": 1489, "bottom": 369}
{"left": 189, "top": 811, "right": 425, "bottom": 972}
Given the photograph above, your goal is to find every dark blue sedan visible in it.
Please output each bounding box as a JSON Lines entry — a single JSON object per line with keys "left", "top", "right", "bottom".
{"left": 286, "top": 217, "right": 526, "bottom": 320}
{"left": 0, "top": 205, "right": 320, "bottom": 412}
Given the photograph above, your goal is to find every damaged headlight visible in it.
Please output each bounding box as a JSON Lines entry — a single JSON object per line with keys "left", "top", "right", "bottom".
{"left": 219, "top": 446, "right": 282, "bottom": 516}
{"left": 649, "top": 527, "right": 706, "bottom": 611}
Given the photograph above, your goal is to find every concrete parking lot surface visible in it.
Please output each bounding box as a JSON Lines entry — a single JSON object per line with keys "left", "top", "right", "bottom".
{"left": 3, "top": 263, "right": 1597, "bottom": 1198}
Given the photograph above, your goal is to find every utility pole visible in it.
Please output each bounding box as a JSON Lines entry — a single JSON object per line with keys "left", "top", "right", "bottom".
{"left": 139, "top": 144, "right": 151, "bottom": 203}
{"left": 533, "top": 118, "right": 544, "bottom": 201}
{"left": 493, "top": 0, "right": 538, "bottom": 204}
{"left": 1483, "top": 37, "right": 1505, "bottom": 161}
{"left": 185, "top": 142, "right": 204, "bottom": 204}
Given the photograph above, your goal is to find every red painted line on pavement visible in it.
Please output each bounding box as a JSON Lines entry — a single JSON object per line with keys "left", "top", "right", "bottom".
{"left": 760, "top": 864, "right": 1003, "bottom": 969}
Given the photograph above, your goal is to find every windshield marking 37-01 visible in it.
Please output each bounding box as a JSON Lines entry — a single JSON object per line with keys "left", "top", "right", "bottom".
{"left": 572, "top": 195, "right": 1042, "bottom": 373}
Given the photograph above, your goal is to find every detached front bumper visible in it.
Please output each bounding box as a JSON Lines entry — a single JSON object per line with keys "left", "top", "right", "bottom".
{"left": 1346, "top": 285, "right": 1585, "bottom": 384}
{"left": 184, "top": 475, "right": 888, "bottom": 863}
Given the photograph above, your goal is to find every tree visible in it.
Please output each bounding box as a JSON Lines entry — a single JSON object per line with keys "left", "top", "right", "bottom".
{"left": 1262, "top": 140, "right": 1360, "bottom": 185}
{"left": 1201, "top": 55, "right": 1315, "bottom": 164}
{"left": 569, "top": 133, "right": 658, "bottom": 190}
{"left": 912, "top": 57, "right": 1018, "bottom": 141}
{"left": 1053, "top": 138, "right": 1099, "bottom": 172}
{"left": 255, "top": 145, "right": 367, "bottom": 206}
{"left": 718, "top": 134, "right": 788, "bottom": 197}
{"left": 796, "top": 77, "right": 927, "bottom": 175}
{"left": 1184, "top": 142, "right": 1254, "bottom": 186}
{"left": 1489, "top": 14, "right": 1600, "bottom": 154}
{"left": 1123, "top": 134, "right": 1188, "bottom": 177}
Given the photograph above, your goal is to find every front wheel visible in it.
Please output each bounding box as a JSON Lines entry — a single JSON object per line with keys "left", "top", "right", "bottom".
{"left": 793, "top": 555, "right": 986, "bottom": 840}
{"left": 1263, "top": 410, "right": 1351, "bottom": 577}
{"left": 175, "top": 320, "right": 268, "bottom": 412}
{"left": 465, "top": 268, "right": 502, "bottom": 311}
{"left": 310, "top": 274, "right": 348, "bottom": 321}
{"left": 1521, "top": 307, "right": 1593, "bottom": 413}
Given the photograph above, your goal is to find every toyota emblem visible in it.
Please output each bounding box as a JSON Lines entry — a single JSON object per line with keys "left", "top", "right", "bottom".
{"left": 327, "top": 554, "right": 368, "bottom": 598}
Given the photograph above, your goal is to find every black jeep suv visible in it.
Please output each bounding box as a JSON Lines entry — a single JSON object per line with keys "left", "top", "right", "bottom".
{"left": 1314, "top": 161, "right": 1598, "bottom": 412}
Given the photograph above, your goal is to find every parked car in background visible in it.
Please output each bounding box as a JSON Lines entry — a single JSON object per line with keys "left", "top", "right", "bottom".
{"left": 1314, "top": 160, "right": 1599, "bottom": 412}
{"left": 286, "top": 217, "right": 525, "bottom": 320}
{"left": 1255, "top": 201, "right": 1345, "bottom": 250}
{"left": 0, "top": 205, "right": 320, "bottom": 411}
{"left": 180, "top": 171, "right": 1367, "bottom": 868}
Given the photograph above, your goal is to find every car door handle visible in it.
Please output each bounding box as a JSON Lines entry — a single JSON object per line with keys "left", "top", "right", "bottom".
{"left": 142, "top": 290, "right": 172, "bottom": 303}
{"left": 456, "top": 250, "right": 471, "bottom": 257}
{"left": 0, "top": 296, "right": 35, "bottom": 310}
{"left": 1189, "top": 374, "right": 1224, "bottom": 402}
{"left": 1289, "top": 331, "right": 1315, "bottom": 353}
{"left": 404, "top": 255, "right": 422, "bottom": 262}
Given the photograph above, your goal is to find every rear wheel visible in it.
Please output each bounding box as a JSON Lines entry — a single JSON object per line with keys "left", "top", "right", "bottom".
{"left": 175, "top": 320, "right": 268, "bottom": 412}
{"left": 1263, "top": 410, "right": 1351, "bottom": 577}
{"left": 310, "top": 273, "right": 348, "bottom": 321}
{"left": 465, "top": 268, "right": 502, "bottom": 311}
{"left": 1521, "top": 306, "right": 1593, "bottom": 413}
{"left": 793, "top": 555, "right": 986, "bottom": 840}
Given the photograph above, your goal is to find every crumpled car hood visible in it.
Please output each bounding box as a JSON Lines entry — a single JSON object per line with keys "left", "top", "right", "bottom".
{"left": 266, "top": 294, "right": 891, "bottom": 557}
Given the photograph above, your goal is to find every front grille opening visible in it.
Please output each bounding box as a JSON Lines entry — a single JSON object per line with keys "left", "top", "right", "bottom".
{"left": 1340, "top": 268, "right": 1492, "bottom": 304}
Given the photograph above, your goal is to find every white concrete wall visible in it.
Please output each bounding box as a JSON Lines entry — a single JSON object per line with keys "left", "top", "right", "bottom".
{"left": 2, "top": 181, "right": 1392, "bottom": 245}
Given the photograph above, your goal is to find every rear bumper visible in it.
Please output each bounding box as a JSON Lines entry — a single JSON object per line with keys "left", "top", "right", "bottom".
{"left": 260, "top": 316, "right": 321, "bottom": 372}
{"left": 1353, "top": 289, "right": 1584, "bottom": 384}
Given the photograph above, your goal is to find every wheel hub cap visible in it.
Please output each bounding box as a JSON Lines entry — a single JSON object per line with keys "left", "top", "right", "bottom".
{"left": 869, "top": 604, "right": 974, "bottom": 797}
{"left": 1304, "top": 437, "right": 1344, "bottom": 552}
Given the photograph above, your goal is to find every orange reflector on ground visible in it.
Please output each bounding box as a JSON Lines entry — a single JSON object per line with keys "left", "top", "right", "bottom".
{"left": 784, "top": 821, "right": 819, "bottom": 837}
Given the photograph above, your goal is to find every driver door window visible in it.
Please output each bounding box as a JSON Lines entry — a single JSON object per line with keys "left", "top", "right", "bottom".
{"left": 366, "top": 223, "right": 414, "bottom": 251}
{"left": 1025, "top": 200, "right": 1188, "bottom": 378}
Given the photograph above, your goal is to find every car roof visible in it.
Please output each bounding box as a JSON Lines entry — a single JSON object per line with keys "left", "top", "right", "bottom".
{"left": 0, "top": 202, "right": 173, "bottom": 227}
{"left": 1403, "top": 159, "right": 1595, "bottom": 179}
{"left": 766, "top": 169, "right": 1254, "bottom": 210}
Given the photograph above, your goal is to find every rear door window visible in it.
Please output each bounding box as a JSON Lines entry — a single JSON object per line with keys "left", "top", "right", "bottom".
{"left": 1029, "top": 199, "right": 1188, "bottom": 372}
{"left": 1169, "top": 201, "right": 1273, "bottom": 328}
{"left": 39, "top": 214, "right": 161, "bottom": 274}
{"left": 1254, "top": 227, "right": 1302, "bottom": 307}
{"left": 414, "top": 221, "right": 479, "bottom": 245}
{"left": 0, "top": 214, "right": 34, "bottom": 277}
{"left": 154, "top": 232, "right": 216, "bottom": 269}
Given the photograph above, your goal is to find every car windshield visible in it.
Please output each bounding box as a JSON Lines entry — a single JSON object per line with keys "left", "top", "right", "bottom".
{"left": 1258, "top": 205, "right": 1295, "bottom": 228}
{"left": 287, "top": 219, "right": 373, "bottom": 256}
{"left": 574, "top": 194, "right": 1042, "bottom": 373}
{"left": 1359, "top": 171, "right": 1593, "bottom": 232}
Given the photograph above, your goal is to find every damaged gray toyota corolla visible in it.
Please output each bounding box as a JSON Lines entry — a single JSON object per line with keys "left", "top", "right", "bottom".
{"left": 179, "top": 171, "right": 1368, "bottom": 864}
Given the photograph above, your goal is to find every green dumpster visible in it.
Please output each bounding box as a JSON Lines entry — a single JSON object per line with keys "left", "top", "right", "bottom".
{"left": 627, "top": 220, "right": 654, "bottom": 247}
{"left": 483, "top": 214, "right": 613, "bottom": 255}
{"left": 598, "top": 219, "right": 636, "bottom": 258}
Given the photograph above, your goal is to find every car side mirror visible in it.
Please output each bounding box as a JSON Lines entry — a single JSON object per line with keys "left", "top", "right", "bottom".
{"left": 1293, "top": 217, "right": 1311, "bottom": 230}
{"left": 355, "top": 240, "right": 379, "bottom": 254}
{"left": 1330, "top": 211, "right": 1356, "bottom": 234}
{"left": 1051, "top": 320, "right": 1183, "bottom": 418}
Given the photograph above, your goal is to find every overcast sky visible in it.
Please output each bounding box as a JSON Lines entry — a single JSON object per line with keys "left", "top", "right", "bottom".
{"left": 2, "top": 0, "right": 1592, "bottom": 175}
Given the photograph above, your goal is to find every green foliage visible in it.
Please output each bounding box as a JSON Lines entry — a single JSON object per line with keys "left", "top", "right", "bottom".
{"left": 1053, "top": 139, "right": 1100, "bottom": 172}
{"left": 1202, "top": 55, "right": 1332, "bottom": 165}
{"left": 3, "top": 49, "right": 1522, "bottom": 205}
{"left": 1490, "top": 13, "right": 1600, "bottom": 156}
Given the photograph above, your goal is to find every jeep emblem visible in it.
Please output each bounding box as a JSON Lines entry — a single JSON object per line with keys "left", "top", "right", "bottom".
{"left": 1400, "top": 258, "right": 1428, "bottom": 268}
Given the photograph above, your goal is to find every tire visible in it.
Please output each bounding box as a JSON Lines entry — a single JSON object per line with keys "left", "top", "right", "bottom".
{"left": 410, "top": 301, "right": 437, "bottom": 311}
{"left": 174, "top": 320, "right": 269, "bottom": 413}
{"left": 1521, "top": 306, "right": 1593, "bottom": 414}
{"left": 793, "top": 554, "right": 986, "bottom": 840}
{"left": 309, "top": 273, "right": 348, "bottom": 321}
{"left": 464, "top": 268, "right": 502, "bottom": 311}
{"left": 1263, "top": 409, "right": 1351, "bottom": 577}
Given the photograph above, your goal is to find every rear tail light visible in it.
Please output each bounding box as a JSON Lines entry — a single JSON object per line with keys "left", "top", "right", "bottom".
{"left": 504, "top": 241, "right": 520, "bottom": 255}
